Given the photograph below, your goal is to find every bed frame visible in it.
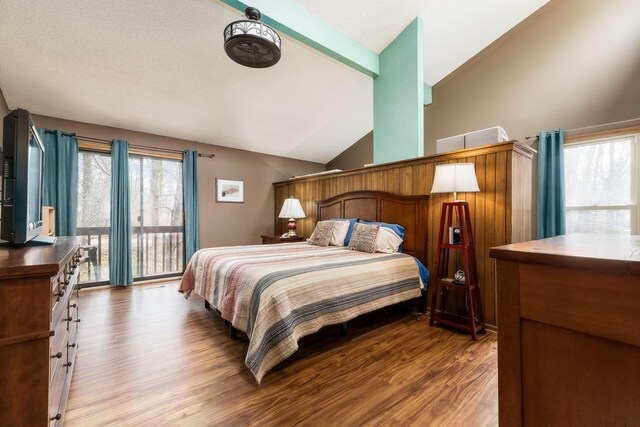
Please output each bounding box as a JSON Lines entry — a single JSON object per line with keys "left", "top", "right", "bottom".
{"left": 211, "top": 190, "right": 430, "bottom": 337}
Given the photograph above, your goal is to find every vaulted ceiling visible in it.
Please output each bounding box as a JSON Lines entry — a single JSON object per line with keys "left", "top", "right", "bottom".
{"left": 0, "top": 0, "right": 549, "bottom": 163}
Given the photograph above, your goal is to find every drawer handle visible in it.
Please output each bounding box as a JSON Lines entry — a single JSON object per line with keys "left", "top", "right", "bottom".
{"left": 64, "top": 316, "right": 73, "bottom": 322}
{"left": 74, "top": 319, "right": 82, "bottom": 323}
{"left": 63, "top": 362, "right": 72, "bottom": 368}
{"left": 70, "top": 303, "right": 77, "bottom": 308}
{"left": 50, "top": 413, "right": 62, "bottom": 421}
{"left": 68, "top": 343, "right": 76, "bottom": 348}
{"left": 51, "top": 352, "right": 63, "bottom": 359}
{"left": 56, "top": 290, "right": 65, "bottom": 298}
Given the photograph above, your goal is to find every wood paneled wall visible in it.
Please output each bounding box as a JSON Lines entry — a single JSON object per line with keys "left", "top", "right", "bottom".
{"left": 274, "top": 142, "right": 534, "bottom": 329}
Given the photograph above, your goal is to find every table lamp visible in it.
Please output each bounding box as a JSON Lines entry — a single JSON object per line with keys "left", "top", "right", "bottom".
{"left": 430, "top": 163, "right": 480, "bottom": 201}
{"left": 278, "top": 197, "right": 306, "bottom": 237}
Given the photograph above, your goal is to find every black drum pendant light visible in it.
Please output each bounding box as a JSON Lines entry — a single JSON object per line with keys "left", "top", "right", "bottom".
{"left": 223, "top": 7, "right": 282, "bottom": 68}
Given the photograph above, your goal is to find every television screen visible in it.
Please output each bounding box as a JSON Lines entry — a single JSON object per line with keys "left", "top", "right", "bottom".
{"left": 26, "top": 123, "right": 44, "bottom": 231}
{"left": 1, "top": 108, "right": 46, "bottom": 244}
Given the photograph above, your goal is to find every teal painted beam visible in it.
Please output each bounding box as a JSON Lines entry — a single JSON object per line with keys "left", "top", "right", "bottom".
{"left": 424, "top": 83, "right": 432, "bottom": 105}
{"left": 373, "top": 18, "right": 424, "bottom": 164}
{"left": 217, "top": 0, "right": 379, "bottom": 77}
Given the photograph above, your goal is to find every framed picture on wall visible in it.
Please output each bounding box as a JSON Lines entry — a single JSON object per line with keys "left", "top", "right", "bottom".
{"left": 216, "top": 178, "right": 244, "bottom": 203}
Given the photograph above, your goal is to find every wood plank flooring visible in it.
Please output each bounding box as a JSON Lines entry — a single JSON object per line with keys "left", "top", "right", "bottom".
{"left": 65, "top": 281, "right": 498, "bottom": 426}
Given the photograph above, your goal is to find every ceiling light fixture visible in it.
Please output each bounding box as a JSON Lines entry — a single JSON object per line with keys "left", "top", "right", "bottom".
{"left": 223, "top": 7, "right": 282, "bottom": 69}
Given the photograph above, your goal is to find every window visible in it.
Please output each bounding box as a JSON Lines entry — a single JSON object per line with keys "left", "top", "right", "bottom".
{"left": 564, "top": 133, "right": 639, "bottom": 234}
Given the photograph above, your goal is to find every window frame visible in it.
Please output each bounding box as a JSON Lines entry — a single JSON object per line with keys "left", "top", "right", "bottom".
{"left": 564, "top": 132, "right": 639, "bottom": 235}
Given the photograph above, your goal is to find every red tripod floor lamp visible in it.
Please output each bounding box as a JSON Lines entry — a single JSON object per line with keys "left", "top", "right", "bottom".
{"left": 429, "top": 163, "right": 486, "bottom": 340}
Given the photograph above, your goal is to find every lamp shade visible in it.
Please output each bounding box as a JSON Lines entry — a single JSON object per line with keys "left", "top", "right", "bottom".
{"left": 278, "top": 197, "right": 306, "bottom": 219}
{"left": 431, "top": 163, "right": 480, "bottom": 194}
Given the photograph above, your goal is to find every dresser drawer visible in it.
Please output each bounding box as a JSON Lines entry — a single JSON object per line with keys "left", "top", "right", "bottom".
{"left": 68, "top": 287, "right": 79, "bottom": 318}
{"left": 68, "top": 302, "right": 80, "bottom": 329}
{"left": 50, "top": 272, "right": 64, "bottom": 317}
{"left": 68, "top": 316, "right": 79, "bottom": 360}
{"left": 49, "top": 320, "right": 68, "bottom": 385}
{"left": 48, "top": 352, "right": 66, "bottom": 426}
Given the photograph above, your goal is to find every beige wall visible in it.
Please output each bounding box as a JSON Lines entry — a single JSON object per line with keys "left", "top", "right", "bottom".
{"left": 0, "top": 88, "right": 8, "bottom": 138}
{"left": 32, "top": 115, "right": 324, "bottom": 248}
{"left": 329, "top": 0, "right": 640, "bottom": 168}
{"left": 326, "top": 131, "right": 373, "bottom": 170}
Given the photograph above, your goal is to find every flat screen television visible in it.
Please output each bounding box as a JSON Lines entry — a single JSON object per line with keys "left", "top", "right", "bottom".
{"left": 1, "top": 108, "right": 47, "bottom": 244}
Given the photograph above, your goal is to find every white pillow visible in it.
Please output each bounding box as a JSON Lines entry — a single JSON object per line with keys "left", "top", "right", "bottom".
{"left": 375, "top": 227, "right": 404, "bottom": 253}
{"left": 330, "top": 220, "right": 350, "bottom": 247}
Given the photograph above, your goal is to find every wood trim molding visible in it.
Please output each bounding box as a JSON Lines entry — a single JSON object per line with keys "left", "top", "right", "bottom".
{"left": 129, "top": 146, "right": 183, "bottom": 161}
{"left": 78, "top": 141, "right": 110, "bottom": 153}
{"left": 78, "top": 141, "right": 183, "bottom": 161}
{"left": 275, "top": 141, "right": 535, "bottom": 185}
{"left": 565, "top": 125, "right": 640, "bottom": 144}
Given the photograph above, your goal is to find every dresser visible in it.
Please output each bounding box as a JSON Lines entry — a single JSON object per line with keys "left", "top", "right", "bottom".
{"left": 0, "top": 237, "right": 82, "bottom": 426}
{"left": 490, "top": 234, "right": 640, "bottom": 426}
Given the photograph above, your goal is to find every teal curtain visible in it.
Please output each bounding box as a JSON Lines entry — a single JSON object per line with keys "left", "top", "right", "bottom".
{"left": 41, "top": 130, "right": 78, "bottom": 236}
{"left": 109, "top": 140, "right": 132, "bottom": 286}
{"left": 537, "top": 129, "right": 566, "bottom": 239}
{"left": 183, "top": 150, "right": 200, "bottom": 263}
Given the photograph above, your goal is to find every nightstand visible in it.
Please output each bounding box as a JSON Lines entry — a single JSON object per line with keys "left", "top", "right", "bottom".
{"left": 261, "top": 235, "right": 305, "bottom": 244}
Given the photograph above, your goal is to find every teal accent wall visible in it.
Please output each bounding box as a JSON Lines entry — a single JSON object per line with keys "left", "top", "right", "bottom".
{"left": 218, "top": 0, "right": 379, "bottom": 77}
{"left": 373, "top": 18, "right": 424, "bottom": 164}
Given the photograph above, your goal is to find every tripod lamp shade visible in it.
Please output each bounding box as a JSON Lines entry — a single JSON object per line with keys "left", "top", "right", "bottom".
{"left": 431, "top": 163, "right": 480, "bottom": 198}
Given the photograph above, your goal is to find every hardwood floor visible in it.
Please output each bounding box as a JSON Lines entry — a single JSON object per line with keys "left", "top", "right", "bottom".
{"left": 65, "top": 281, "right": 498, "bottom": 426}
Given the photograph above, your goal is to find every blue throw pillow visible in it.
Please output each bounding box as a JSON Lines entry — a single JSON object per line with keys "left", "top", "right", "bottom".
{"left": 359, "top": 220, "right": 405, "bottom": 252}
{"left": 330, "top": 218, "right": 358, "bottom": 246}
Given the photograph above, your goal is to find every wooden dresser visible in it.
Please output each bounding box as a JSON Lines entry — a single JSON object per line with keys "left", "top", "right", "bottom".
{"left": 490, "top": 234, "right": 640, "bottom": 426}
{"left": 0, "top": 237, "right": 82, "bottom": 426}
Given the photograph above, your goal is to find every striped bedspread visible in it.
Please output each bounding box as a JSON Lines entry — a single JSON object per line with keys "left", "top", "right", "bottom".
{"left": 180, "top": 242, "right": 425, "bottom": 384}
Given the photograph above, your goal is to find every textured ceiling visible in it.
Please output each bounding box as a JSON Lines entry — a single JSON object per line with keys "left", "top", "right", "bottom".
{"left": 292, "top": 0, "right": 551, "bottom": 85}
{"left": 0, "top": 0, "right": 548, "bottom": 163}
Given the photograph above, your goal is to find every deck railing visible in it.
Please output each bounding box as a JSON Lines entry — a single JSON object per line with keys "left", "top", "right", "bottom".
{"left": 77, "top": 225, "right": 184, "bottom": 283}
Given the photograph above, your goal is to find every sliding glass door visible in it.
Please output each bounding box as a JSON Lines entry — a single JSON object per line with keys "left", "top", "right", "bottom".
{"left": 77, "top": 150, "right": 184, "bottom": 285}
{"left": 77, "top": 151, "right": 112, "bottom": 283}
{"left": 129, "top": 155, "right": 184, "bottom": 279}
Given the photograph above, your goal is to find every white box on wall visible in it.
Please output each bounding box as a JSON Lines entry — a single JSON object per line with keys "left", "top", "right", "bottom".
{"left": 464, "top": 126, "right": 509, "bottom": 149}
{"left": 436, "top": 134, "right": 465, "bottom": 153}
{"left": 436, "top": 126, "right": 510, "bottom": 153}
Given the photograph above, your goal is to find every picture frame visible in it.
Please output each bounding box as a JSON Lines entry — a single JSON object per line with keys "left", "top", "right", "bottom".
{"left": 216, "top": 178, "right": 244, "bottom": 203}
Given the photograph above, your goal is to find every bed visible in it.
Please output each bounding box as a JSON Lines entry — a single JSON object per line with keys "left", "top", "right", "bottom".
{"left": 180, "top": 191, "right": 430, "bottom": 383}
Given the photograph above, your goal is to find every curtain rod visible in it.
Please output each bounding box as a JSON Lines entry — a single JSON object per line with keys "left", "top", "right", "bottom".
{"left": 71, "top": 134, "right": 215, "bottom": 158}
{"left": 525, "top": 117, "right": 640, "bottom": 140}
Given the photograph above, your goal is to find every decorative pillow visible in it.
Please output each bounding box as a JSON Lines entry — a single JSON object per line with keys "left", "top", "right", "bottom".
{"left": 347, "top": 223, "right": 380, "bottom": 253}
{"left": 330, "top": 218, "right": 358, "bottom": 246}
{"left": 330, "top": 220, "right": 350, "bottom": 246}
{"left": 360, "top": 221, "right": 406, "bottom": 252}
{"left": 308, "top": 221, "right": 335, "bottom": 246}
{"left": 375, "top": 227, "right": 404, "bottom": 253}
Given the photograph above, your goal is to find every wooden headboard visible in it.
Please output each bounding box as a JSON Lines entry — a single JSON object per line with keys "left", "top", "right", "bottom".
{"left": 316, "top": 191, "right": 429, "bottom": 264}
